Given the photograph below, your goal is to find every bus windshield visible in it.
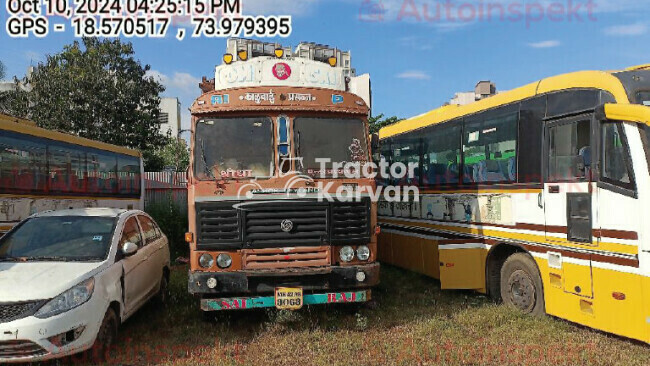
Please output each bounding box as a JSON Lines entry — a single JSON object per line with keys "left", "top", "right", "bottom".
{"left": 294, "top": 118, "right": 368, "bottom": 176}
{"left": 0, "top": 216, "right": 116, "bottom": 262}
{"left": 194, "top": 117, "right": 273, "bottom": 180}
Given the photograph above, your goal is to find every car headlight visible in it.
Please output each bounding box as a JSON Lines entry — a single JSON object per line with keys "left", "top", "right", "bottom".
{"left": 199, "top": 253, "right": 214, "bottom": 269}
{"left": 35, "top": 278, "right": 95, "bottom": 319}
{"left": 357, "top": 245, "right": 371, "bottom": 261}
{"left": 339, "top": 246, "right": 355, "bottom": 262}
{"left": 216, "top": 254, "right": 232, "bottom": 269}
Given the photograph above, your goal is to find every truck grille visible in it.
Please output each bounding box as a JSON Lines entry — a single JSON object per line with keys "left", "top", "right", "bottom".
{"left": 0, "top": 301, "right": 43, "bottom": 324}
{"left": 196, "top": 202, "right": 241, "bottom": 248}
{"left": 0, "top": 341, "right": 47, "bottom": 359}
{"left": 242, "top": 247, "right": 331, "bottom": 270}
{"left": 243, "top": 202, "right": 329, "bottom": 247}
{"left": 331, "top": 200, "right": 371, "bottom": 244}
{"left": 196, "top": 200, "right": 371, "bottom": 249}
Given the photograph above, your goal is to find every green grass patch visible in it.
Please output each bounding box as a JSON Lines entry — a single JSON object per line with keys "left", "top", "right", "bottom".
{"left": 61, "top": 265, "right": 650, "bottom": 366}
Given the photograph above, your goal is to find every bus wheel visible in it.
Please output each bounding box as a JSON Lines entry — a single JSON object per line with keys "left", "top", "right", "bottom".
{"left": 500, "top": 253, "right": 545, "bottom": 316}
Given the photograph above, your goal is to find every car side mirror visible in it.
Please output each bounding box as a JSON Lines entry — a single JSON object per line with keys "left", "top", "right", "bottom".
{"left": 122, "top": 242, "right": 138, "bottom": 257}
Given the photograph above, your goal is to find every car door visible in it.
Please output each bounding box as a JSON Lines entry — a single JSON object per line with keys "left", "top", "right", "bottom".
{"left": 136, "top": 215, "right": 166, "bottom": 298}
{"left": 119, "top": 216, "right": 150, "bottom": 314}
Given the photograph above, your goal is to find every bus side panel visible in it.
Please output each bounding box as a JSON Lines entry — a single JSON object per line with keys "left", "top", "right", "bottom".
{"left": 377, "top": 231, "right": 393, "bottom": 263}
{"left": 439, "top": 247, "right": 487, "bottom": 292}
{"left": 378, "top": 230, "right": 441, "bottom": 279}
{"left": 537, "top": 255, "right": 649, "bottom": 343}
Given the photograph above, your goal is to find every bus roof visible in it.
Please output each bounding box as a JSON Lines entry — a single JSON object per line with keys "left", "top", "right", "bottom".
{"left": 379, "top": 69, "right": 631, "bottom": 140}
{"left": 0, "top": 113, "right": 141, "bottom": 157}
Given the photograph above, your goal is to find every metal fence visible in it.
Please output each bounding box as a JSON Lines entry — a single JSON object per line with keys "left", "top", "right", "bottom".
{"left": 144, "top": 172, "right": 188, "bottom": 213}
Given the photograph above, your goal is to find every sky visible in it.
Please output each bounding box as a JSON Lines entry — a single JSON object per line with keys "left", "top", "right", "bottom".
{"left": 1, "top": 0, "right": 650, "bottom": 135}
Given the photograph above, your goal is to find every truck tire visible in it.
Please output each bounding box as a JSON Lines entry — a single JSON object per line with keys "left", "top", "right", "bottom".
{"left": 500, "top": 253, "right": 545, "bottom": 316}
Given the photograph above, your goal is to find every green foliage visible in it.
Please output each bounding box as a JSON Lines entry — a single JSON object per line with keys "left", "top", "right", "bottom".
{"left": 145, "top": 198, "right": 188, "bottom": 259}
{"left": 145, "top": 137, "right": 190, "bottom": 172}
{"left": 0, "top": 77, "right": 30, "bottom": 117}
{"left": 0, "top": 38, "right": 167, "bottom": 161}
{"left": 369, "top": 113, "right": 403, "bottom": 134}
{"left": 0, "top": 61, "right": 5, "bottom": 80}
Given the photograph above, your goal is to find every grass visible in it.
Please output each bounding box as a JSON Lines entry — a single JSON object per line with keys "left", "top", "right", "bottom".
{"left": 70, "top": 265, "right": 650, "bottom": 366}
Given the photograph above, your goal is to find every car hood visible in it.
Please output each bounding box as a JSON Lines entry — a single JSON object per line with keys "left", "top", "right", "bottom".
{"left": 0, "top": 262, "right": 103, "bottom": 302}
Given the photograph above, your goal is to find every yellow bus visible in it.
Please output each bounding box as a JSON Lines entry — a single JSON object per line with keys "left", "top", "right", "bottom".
{"left": 0, "top": 113, "right": 143, "bottom": 234}
{"left": 376, "top": 64, "right": 650, "bottom": 343}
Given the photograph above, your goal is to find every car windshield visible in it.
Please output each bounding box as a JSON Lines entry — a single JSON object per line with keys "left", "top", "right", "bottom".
{"left": 294, "top": 118, "right": 369, "bottom": 177}
{"left": 194, "top": 117, "right": 273, "bottom": 180}
{"left": 0, "top": 216, "right": 116, "bottom": 261}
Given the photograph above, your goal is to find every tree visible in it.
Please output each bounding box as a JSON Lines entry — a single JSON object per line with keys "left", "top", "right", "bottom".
{"left": 369, "top": 114, "right": 403, "bottom": 134}
{"left": 0, "top": 38, "right": 166, "bottom": 156}
{"left": 144, "top": 137, "right": 190, "bottom": 172}
{"left": 0, "top": 61, "right": 5, "bottom": 80}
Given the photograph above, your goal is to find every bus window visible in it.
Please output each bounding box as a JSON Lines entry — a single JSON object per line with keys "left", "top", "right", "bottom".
{"left": 422, "top": 123, "right": 461, "bottom": 186}
{"left": 548, "top": 120, "right": 591, "bottom": 182}
{"left": 601, "top": 122, "right": 635, "bottom": 191}
{"left": 519, "top": 97, "right": 546, "bottom": 184}
{"left": 637, "top": 91, "right": 650, "bottom": 106}
{"left": 376, "top": 141, "right": 392, "bottom": 187}
{"left": 119, "top": 156, "right": 142, "bottom": 196}
{"left": 88, "top": 153, "right": 118, "bottom": 194}
{"left": 48, "top": 145, "right": 86, "bottom": 194}
{"left": 547, "top": 90, "right": 599, "bottom": 118}
{"left": 0, "top": 132, "right": 47, "bottom": 193}
{"left": 463, "top": 113, "right": 518, "bottom": 184}
{"left": 389, "top": 136, "right": 420, "bottom": 186}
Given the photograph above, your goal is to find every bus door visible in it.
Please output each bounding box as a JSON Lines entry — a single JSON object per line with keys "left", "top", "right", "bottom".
{"left": 543, "top": 114, "right": 595, "bottom": 298}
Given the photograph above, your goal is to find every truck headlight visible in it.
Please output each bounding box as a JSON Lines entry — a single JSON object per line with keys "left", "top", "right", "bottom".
{"left": 339, "top": 246, "right": 355, "bottom": 262}
{"left": 199, "top": 254, "right": 214, "bottom": 269}
{"left": 35, "top": 278, "right": 95, "bottom": 319}
{"left": 357, "top": 245, "right": 371, "bottom": 261}
{"left": 216, "top": 254, "right": 232, "bottom": 269}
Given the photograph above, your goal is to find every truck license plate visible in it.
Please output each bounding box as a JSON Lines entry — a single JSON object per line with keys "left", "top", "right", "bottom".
{"left": 275, "top": 287, "right": 303, "bottom": 310}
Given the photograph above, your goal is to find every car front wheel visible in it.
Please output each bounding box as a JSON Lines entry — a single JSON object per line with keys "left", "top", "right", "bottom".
{"left": 88, "top": 307, "right": 118, "bottom": 362}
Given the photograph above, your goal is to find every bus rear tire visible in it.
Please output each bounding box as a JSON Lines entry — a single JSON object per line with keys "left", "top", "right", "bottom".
{"left": 500, "top": 253, "right": 545, "bottom": 316}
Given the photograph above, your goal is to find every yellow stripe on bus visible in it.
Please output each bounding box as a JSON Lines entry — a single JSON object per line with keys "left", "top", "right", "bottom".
{"left": 379, "top": 70, "right": 630, "bottom": 139}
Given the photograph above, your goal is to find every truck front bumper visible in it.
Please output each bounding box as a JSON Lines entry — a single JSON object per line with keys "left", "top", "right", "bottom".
{"left": 188, "top": 262, "right": 380, "bottom": 296}
{"left": 201, "top": 290, "right": 371, "bottom": 311}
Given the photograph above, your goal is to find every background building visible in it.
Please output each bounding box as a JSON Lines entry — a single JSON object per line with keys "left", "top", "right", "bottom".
{"left": 159, "top": 97, "right": 181, "bottom": 139}
{"left": 449, "top": 81, "right": 497, "bottom": 106}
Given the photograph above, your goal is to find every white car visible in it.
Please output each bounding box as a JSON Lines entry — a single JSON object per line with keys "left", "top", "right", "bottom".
{"left": 0, "top": 208, "right": 170, "bottom": 363}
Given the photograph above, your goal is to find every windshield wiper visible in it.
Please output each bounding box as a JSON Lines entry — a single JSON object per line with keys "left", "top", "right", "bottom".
{"left": 22, "top": 256, "right": 70, "bottom": 262}
{"left": 0, "top": 256, "right": 21, "bottom": 262}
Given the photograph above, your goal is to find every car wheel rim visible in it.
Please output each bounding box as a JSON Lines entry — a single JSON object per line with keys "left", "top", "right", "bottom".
{"left": 508, "top": 269, "right": 536, "bottom": 312}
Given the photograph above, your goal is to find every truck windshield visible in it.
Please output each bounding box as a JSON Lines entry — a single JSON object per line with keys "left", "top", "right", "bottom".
{"left": 293, "top": 117, "right": 369, "bottom": 177}
{"left": 0, "top": 216, "right": 116, "bottom": 262}
{"left": 194, "top": 117, "right": 273, "bottom": 180}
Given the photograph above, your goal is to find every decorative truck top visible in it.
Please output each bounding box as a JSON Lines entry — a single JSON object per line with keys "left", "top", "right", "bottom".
{"left": 203, "top": 38, "right": 372, "bottom": 111}
{"left": 215, "top": 57, "right": 346, "bottom": 92}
